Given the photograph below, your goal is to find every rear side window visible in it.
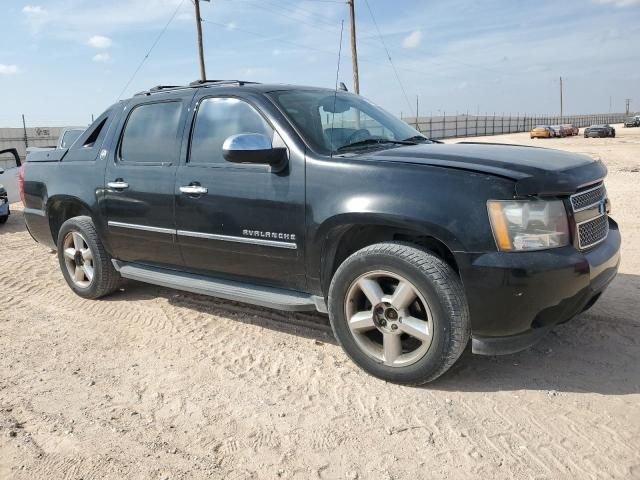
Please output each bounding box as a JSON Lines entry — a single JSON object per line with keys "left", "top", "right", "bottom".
{"left": 60, "top": 129, "right": 83, "bottom": 148}
{"left": 120, "top": 102, "right": 182, "bottom": 164}
{"left": 189, "top": 97, "right": 273, "bottom": 165}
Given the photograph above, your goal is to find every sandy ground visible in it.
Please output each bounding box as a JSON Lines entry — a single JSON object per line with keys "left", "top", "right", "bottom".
{"left": 1, "top": 125, "right": 639, "bottom": 479}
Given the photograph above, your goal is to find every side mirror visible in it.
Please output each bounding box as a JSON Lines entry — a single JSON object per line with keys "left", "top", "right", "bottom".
{"left": 222, "top": 133, "right": 286, "bottom": 166}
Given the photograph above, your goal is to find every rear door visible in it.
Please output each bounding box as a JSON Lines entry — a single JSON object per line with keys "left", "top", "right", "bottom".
{"left": 104, "top": 93, "right": 192, "bottom": 267}
{"left": 173, "top": 92, "right": 306, "bottom": 289}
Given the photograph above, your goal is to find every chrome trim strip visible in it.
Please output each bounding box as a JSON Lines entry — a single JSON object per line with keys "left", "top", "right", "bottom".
{"left": 23, "top": 207, "right": 46, "bottom": 217}
{"left": 177, "top": 230, "right": 297, "bottom": 249}
{"left": 107, "top": 221, "right": 176, "bottom": 235}
{"left": 576, "top": 213, "right": 609, "bottom": 250}
{"left": 570, "top": 183, "right": 605, "bottom": 212}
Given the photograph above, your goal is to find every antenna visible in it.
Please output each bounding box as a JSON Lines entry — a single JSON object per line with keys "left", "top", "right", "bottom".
{"left": 330, "top": 20, "right": 345, "bottom": 159}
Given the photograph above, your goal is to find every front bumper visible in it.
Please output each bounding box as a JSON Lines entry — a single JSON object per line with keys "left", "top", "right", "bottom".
{"left": 456, "top": 218, "right": 621, "bottom": 355}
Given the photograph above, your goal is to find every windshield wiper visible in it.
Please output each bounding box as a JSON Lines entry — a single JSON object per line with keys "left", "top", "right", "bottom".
{"left": 402, "top": 135, "right": 435, "bottom": 143}
{"left": 336, "top": 138, "right": 417, "bottom": 152}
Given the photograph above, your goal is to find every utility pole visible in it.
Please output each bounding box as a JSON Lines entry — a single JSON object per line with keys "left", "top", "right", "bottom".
{"left": 625, "top": 98, "right": 631, "bottom": 115}
{"left": 415, "top": 95, "right": 419, "bottom": 130}
{"left": 21, "top": 114, "right": 28, "bottom": 149}
{"left": 194, "top": 0, "right": 207, "bottom": 81}
{"left": 559, "top": 76, "right": 563, "bottom": 121}
{"left": 347, "top": 0, "right": 360, "bottom": 94}
{"left": 609, "top": 96, "right": 612, "bottom": 113}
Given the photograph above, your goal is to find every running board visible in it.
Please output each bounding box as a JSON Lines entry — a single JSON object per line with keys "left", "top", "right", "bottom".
{"left": 112, "top": 261, "right": 326, "bottom": 313}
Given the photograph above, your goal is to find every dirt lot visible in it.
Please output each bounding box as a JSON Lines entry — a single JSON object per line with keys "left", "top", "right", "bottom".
{"left": 1, "top": 125, "right": 639, "bottom": 479}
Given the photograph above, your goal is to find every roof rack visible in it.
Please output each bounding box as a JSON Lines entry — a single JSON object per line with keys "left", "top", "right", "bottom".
{"left": 188, "top": 79, "right": 259, "bottom": 87}
{"left": 133, "top": 80, "right": 260, "bottom": 97}
{"left": 149, "top": 85, "right": 182, "bottom": 91}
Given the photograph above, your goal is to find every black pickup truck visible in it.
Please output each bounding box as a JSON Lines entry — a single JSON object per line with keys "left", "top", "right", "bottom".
{"left": 21, "top": 81, "right": 621, "bottom": 384}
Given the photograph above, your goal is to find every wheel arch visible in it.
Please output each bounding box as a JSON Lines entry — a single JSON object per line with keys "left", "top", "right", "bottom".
{"left": 317, "top": 214, "right": 462, "bottom": 297}
{"left": 46, "top": 195, "right": 96, "bottom": 245}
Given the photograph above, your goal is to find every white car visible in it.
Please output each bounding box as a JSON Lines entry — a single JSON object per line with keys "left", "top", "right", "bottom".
{"left": 0, "top": 148, "right": 21, "bottom": 204}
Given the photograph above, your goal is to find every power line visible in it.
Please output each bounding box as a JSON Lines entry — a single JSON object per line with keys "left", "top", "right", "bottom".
{"left": 116, "top": 0, "right": 187, "bottom": 100}
{"left": 362, "top": 0, "right": 413, "bottom": 114}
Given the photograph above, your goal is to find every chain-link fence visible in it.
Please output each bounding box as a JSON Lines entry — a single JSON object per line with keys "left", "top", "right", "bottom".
{"left": 402, "top": 113, "right": 629, "bottom": 140}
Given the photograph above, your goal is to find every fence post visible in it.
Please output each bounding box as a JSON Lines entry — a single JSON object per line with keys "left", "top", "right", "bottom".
{"left": 465, "top": 112, "right": 468, "bottom": 137}
{"left": 455, "top": 113, "right": 458, "bottom": 138}
{"left": 492, "top": 113, "right": 495, "bottom": 135}
{"left": 429, "top": 115, "right": 432, "bottom": 138}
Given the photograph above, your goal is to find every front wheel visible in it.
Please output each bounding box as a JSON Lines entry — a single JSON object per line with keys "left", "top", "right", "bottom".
{"left": 57, "top": 216, "right": 121, "bottom": 299}
{"left": 328, "top": 242, "right": 470, "bottom": 385}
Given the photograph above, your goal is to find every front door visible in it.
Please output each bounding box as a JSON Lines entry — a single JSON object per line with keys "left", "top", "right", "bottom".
{"left": 105, "top": 97, "right": 188, "bottom": 267}
{"left": 174, "top": 94, "right": 306, "bottom": 290}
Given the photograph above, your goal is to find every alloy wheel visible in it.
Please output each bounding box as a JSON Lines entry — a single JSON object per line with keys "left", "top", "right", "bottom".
{"left": 344, "top": 270, "right": 434, "bottom": 367}
{"left": 62, "top": 231, "right": 95, "bottom": 289}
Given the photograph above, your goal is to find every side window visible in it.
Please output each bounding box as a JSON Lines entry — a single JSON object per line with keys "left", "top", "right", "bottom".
{"left": 60, "top": 129, "right": 83, "bottom": 149}
{"left": 189, "top": 97, "right": 273, "bottom": 165}
{"left": 120, "top": 102, "right": 182, "bottom": 164}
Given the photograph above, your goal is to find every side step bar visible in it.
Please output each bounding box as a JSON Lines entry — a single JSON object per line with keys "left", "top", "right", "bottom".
{"left": 112, "top": 261, "right": 326, "bottom": 313}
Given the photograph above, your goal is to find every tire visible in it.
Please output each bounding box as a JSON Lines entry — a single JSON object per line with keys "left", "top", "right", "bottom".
{"left": 0, "top": 215, "right": 7, "bottom": 224}
{"left": 328, "top": 242, "right": 470, "bottom": 385}
{"left": 56, "top": 216, "right": 121, "bottom": 299}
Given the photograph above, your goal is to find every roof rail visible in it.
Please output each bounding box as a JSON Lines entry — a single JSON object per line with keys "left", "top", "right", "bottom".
{"left": 188, "top": 79, "right": 259, "bottom": 87}
{"left": 132, "top": 80, "right": 260, "bottom": 97}
{"left": 149, "top": 85, "right": 182, "bottom": 92}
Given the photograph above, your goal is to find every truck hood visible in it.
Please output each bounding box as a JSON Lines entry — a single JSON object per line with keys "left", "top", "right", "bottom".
{"left": 365, "top": 143, "right": 606, "bottom": 196}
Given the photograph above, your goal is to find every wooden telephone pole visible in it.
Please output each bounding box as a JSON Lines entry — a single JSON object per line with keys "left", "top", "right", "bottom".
{"left": 194, "top": 0, "right": 207, "bottom": 81}
{"left": 347, "top": 0, "right": 360, "bottom": 94}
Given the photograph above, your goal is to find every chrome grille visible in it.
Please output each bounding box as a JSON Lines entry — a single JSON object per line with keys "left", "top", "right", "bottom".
{"left": 577, "top": 215, "right": 609, "bottom": 249}
{"left": 570, "top": 183, "right": 609, "bottom": 250}
{"left": 570, "top": 183, "right": 606, "bottom": 211}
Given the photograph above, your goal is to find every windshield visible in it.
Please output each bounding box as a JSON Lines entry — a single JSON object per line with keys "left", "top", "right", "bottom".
{"left": 267, "top": 90, "right": 427, "bottom": 155}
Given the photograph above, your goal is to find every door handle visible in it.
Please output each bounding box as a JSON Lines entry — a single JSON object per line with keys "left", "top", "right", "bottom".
{"left": 180, "top": 185, "right": 208, "bottom": 195}
{"left": 107, "top": 180, "right": 129, "bottom": 190}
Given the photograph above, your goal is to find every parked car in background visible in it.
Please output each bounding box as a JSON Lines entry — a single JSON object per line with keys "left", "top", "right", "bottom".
{"left": 624, "top": 116, "right": 640, "bottom": 128}
{"left": 529, "top": 125, "right": 553, "bottom": 139}
{"left": 562, "top": 124, "right": 579, "bottom": 136}
{"left": 584, "top": 124, "right": 615, "bottom": 138}
{"left": 21, "top": 80, "right": 621, "bottom": 385}
{"left": 550, "top": 125, "right": 567, "bottom": 137}
{"left": 0, "top": 148, "right": 22, "bottom": 205}
{"left": 0, "top": 184, "right": 8, "bottom": 223}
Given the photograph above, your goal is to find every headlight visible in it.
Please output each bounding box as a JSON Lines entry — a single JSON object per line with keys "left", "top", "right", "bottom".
{"left": 487, "top": 199, "right": 569, "bottom": 251}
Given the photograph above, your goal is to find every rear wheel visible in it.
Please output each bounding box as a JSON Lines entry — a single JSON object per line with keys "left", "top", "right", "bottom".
{"left": 328, "top": 242, "right": 470, "bottom": 385}
{"left": 57, "top": 216, "right": 121, "bottom": 299}
{"left": 0, "top": 215, "right": 7, "bottom": 224}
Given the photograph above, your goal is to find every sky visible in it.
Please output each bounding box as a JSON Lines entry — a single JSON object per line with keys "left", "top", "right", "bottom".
{"left": 0, "top": 0, "right": 639, "bottom": 127}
